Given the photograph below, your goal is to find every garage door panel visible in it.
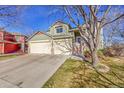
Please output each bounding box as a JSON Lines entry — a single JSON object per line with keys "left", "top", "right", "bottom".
{"left": 53, "top": 40, "right": 72, "bottom": 55}
{"left": 29, "top": 39, "right": 72, "bottom": 55}
{"left": 30, "top": 42, "right": 51, "bottom": 54}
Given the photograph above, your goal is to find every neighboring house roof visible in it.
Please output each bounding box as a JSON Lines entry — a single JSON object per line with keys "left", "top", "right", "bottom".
{"left": 12, "top": 32, "right": 21, "bottom": 35}
{"left": 0, "top": 28, "right": 27, "bottom": 38}
{"left": 12, "top": 32, "right": 27, "bottom": 37}
{"left": 28, "top": 31, "right": 52, "bottom": 41}
{"left": 0, "top": 28, "right": 5, "bottom": 32}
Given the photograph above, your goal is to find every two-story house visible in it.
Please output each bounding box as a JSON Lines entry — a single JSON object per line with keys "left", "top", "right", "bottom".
{"left": 28, "top": 21, "right": 103, "bottom": 55}
{"left": 0, "top": 28, "right": 28, "bottom": 54}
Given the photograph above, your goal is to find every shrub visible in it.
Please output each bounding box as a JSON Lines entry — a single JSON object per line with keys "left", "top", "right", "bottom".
{"left": 103, "top": 44, "right": 124, "bottom": 57}
{"left": 84, "top": 50, "right": 91, "bottom": 58}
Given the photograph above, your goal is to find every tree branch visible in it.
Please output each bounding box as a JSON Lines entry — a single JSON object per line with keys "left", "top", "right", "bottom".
{"left": 63, "top": 6, "right": 78, "bottom": 26}
{"left": 102, "top": 14, "right": 124, "bottom": 27}
{"left": 100, "top": 6, "right": 111, "bottom": 23}
{"left": 89, "top": 5, "right": 97, "bottom": 20}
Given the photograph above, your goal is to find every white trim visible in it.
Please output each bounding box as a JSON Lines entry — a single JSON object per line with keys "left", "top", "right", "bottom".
{"left": 29, "top": 40, "right": 51, "bottom": 43}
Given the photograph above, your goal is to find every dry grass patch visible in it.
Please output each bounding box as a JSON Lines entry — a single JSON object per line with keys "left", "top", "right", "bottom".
{"left": 43, "top": 57, "right": 124, "bottom": 88}
{"left": 0, "top": 55, "right": 18, "bottom": 61}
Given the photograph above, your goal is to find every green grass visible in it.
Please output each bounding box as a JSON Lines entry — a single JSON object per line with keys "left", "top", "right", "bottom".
{"left": 43, "top": 56, "right": 124, "bottom": 88}
{"left": 0, "top": 55, "right": 18, "bottom": 61}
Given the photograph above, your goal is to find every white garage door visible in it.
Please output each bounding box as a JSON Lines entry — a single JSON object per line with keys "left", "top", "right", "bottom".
{"left": 30, "top": 41, "right": 51, "bottom": 54}
{"left": 53, "top": 39, "right": 72, "bottom": 55}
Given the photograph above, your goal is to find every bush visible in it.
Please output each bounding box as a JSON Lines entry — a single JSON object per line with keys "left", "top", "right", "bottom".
{"left": 84, "top": 50, "right": 91, "bottom": 58}
{"left": 103, "top": 44, "right": 124, "bottom": 57}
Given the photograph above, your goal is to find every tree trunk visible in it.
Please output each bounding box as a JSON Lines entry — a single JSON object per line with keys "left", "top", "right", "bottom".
{"left": 91, "top": 50, "right": 99, "bottom": 67}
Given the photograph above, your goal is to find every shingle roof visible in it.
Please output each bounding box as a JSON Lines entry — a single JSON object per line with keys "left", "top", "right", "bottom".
{"left": 27, "top": 31, "right": 52, "bottom": 41}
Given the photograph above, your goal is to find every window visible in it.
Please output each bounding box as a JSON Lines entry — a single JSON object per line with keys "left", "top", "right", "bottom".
{"left": 77, "top": 38, "right": 81, "bottom": 43}
{"left": 76, "top": 37, "right": 81, "bottom": 43}
{"left": 56, "top": 26, "right": 63, "bottom": 33}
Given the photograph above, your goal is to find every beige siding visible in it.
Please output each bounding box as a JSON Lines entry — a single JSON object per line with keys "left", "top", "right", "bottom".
{"left": 49, "top": 22, "right": 70, "bottom": 35}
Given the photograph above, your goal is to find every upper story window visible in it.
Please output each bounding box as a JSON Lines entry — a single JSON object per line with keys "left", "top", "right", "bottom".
{"left": 76, "top": 36, "right": 81, "bottom": 43}
{"left": 56, "top": 26, "right": 63, "bottom": 33}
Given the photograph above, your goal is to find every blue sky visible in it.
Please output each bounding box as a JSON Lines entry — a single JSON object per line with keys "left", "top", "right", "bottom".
{"left": 0, "top": 6, "right": 58, "bottom": 34}
{"left": 2, "top": 5, "right": 107, "bottom": 35}
{"left": 1, "top": 5, "right": 71, "bottom": 35}
{"left": 0, "top": 5, "right": 123, "bottom": 38}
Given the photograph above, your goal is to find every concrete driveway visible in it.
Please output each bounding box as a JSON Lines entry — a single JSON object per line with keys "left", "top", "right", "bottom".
{"left": 0, "top": 54, "right": 67, "bottom": 88}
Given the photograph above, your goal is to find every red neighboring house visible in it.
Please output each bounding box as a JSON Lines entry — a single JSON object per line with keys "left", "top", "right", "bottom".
{"left": 0, "top": 28, "right": 27, "bottom": 54}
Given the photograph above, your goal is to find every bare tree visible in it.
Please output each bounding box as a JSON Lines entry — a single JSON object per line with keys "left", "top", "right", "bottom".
{"left": 63, "top": 5, "right": 124, "bottom": 67}
{"left": 0, "top": 6, "right": 24, "bottom": 29}
{"left": 0, "top": 5, "right": 34, "bottom": 38}
{"left": 104, "top": 6, "right": 124, "bottom": 46}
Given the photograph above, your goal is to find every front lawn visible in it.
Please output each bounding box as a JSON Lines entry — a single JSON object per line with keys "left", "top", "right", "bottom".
{"left": 43, "top": 56, "right": 124, "bottom": 88}
{"left": 0, "top": 55, "right": 18, "bottom": 61}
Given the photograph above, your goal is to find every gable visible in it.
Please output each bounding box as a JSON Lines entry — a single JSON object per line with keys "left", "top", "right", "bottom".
{"left": 48, "top": 21, "right": 70, "bottom": 35}
{"left": 54, "top": 21, "right": 63, "bottom": 26}
{"left": 29, "top": 32, "right": 51, "bottom": 41}
{"left": 52, "top": 21, "right": 69, "bottom": 27}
